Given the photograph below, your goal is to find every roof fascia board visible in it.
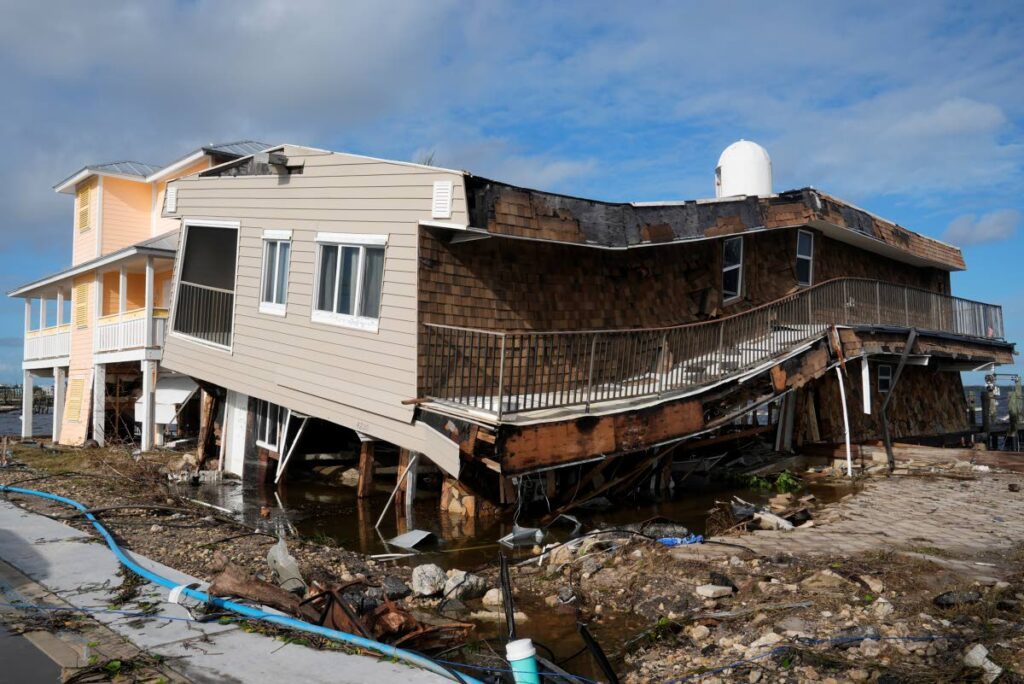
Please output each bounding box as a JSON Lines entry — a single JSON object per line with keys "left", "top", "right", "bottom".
{"left": 145, "top": 150, "right": 207, "bottom": 183}
{"left": 806, "top": 219, "right": 961, "bottom": 272}
{"left": 7, "top": 245, "right": 176, "bottom": 297}
{"left": 54, "top": 169, "right": 151, "bottom": 194}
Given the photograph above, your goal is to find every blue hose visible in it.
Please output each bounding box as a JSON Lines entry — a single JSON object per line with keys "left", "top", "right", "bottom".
{"left": 0, "top": 484, "right": 481, "bottom": 684}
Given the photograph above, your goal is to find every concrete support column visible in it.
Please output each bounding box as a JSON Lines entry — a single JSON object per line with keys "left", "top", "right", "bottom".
{"left": 140, "top": 359, "right": 156, "bottom": 451}
{"left": 92, "top": 364, "right": 106, "bottom": 447}
{"left": 52, "top": 366, "right": 66, "bottom": 443}
{"left": 21, "top": 369, "right": 34, "bottom": 439}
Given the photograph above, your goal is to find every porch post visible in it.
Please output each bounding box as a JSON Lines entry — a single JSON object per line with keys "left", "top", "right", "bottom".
{"left": 21, "top": 369, "right": 34, "bottom": 439}
{"left": 140, "top": 359, "right": 156, "bottom": 451}
{"left": 52, "top": 366, "right": 66, "bottom": 443}
{"left": 118, "top": 266, "right": 127, "bottom": 314}
{"left": 56, "top": 289, "right": 65, "bottom": 326}
{"left": 92, "top": 363, "right": 106, "bottom": 447}
{"left": 144, "top": 256, "right": 154, "bottom": 348}
{"left": 23, "top": 299, "right": 31, "bottom": 360}
{"left": 39, "top": 296, "right": 46, "bottom": 329}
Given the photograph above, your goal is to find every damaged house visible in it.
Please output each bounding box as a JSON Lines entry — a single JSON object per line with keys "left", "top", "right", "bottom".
{"left": 59, "top": 140, "right": 1020, "bottom": 507}
{"left": 10, "top": 142, "right": 268, "bottom": 449}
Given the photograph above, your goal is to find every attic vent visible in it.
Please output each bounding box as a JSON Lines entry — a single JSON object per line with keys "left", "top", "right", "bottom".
{"left": 432, "top": 181, "right": 453, "bottom": 219}
{"left": 164, "top": 186, "right": 178, "bottom": 213}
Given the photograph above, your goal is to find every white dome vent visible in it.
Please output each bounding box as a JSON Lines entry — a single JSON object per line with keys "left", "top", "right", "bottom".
{"left": 715, "top": 140, "right": 773, "bottom": 198}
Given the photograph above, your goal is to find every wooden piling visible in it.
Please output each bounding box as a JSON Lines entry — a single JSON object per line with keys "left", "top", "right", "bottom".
{"left": 356, "top": 440, "right": 375, "bottom": 499}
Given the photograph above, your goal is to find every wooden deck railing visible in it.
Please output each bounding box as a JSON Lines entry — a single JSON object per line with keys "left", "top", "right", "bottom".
{"left": 422, "top": 278, "right": 1005, "bottom": 418}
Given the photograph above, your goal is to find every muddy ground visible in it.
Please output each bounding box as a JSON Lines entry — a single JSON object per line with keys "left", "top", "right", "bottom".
{"left": 1, "top": 442, "right": 1023, "bottom": 683}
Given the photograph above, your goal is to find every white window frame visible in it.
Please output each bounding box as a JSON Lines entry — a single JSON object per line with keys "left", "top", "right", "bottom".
{"left": 722, "top": 236, "right": 744, "bottom": 303}
{"left": 166, "top": 218, "right": 240, "bottom": 354}
{"left": 877, "top": 364, "right": 893, "bottom": 394}
{"left": 796, "top": 229, "right": 814, "bottom": 287}
{"left": 254, "top": 399, "right": 282, "bottom": 451}
{"left": 311, "top": 232, "right": 387, "bottom": 333}
{"left": 259, "top": 229, "right": 292, "bottom": 316}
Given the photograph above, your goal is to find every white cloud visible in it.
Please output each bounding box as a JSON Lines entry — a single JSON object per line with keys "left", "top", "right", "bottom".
{"left": 942, "top": 209, "right": 1020, "bottom": 246}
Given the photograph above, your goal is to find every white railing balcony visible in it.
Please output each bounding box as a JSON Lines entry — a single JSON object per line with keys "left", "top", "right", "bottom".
{"left": 24, "top": 324, "right": 71, "bottom": 362}
{"left": 171, "top": 281, "right": 234, "bottom": 348}
{"left": 94, "top": 308, "right": 169, "bottom": 354}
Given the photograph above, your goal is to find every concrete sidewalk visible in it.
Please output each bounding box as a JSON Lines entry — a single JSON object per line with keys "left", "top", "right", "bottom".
{"left": 0, "top": 497, "right": 445, "bottom": 683}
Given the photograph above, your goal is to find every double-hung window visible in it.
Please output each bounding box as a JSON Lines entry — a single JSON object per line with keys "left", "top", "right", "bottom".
{"left": 722, "top": 236, "right": 744, "bottom": 302}
{"left": 260, "top": 230, "right": 291, "bottom": 315}
{"left": 254, "top": 399, "right": 281, "bottom": 451}
{"left": 312, "top": 233, "right": 387, "bottom": 332}
{"left": 877, "top": 364, "right": 893, "bottom": 394}
{"left": 796, "top": 229, "right": 814, "bottom": 286}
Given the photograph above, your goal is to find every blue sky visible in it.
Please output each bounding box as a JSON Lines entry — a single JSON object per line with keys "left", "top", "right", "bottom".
{"left": 0, "top": 1, "right": 1021, "bottom": 383}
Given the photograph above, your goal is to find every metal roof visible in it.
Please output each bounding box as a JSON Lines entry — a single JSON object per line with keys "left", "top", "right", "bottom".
{"left": 55, "top": 141, "right": 270, "bottom": 191}
{"left": 202, "top": 140, "right": 269, "bottom": 157}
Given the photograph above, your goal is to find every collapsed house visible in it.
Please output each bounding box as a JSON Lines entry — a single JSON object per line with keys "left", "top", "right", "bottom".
{"left": 13, "top": 139, "right": 1013, "bottom": 509}
{"left": 149, "top": 140, "right": 1013, "bottom": 507}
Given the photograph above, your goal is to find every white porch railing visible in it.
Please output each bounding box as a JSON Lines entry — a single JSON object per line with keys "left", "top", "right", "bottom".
{"left": 94, "top": 308, "right": 169, "bottom": 354}
{"left": 24, "top": 325, "right": 71, "bottom": 361}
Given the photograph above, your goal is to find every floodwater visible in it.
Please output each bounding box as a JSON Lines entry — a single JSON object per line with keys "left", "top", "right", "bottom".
{"left": 0, "top": 630, "right": 61, "bottom": 682}
{"left": 182, "top": 471, "right": 851, "bottom": 677}
{"left": 0, "top": 412, "right": 52, "bottom": 437}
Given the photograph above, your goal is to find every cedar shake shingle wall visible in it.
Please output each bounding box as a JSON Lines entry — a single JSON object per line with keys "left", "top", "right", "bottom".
{"left": 417, "top": 226, "right": 951, "bottom": 395}
{"left": 419, "top": 227, "right": 950, "bottom": 333}
{"left": 796, "top": 363, "right": 968, "bottom": 444}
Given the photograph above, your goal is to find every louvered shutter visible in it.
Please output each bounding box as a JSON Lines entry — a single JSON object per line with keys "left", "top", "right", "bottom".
{"left": 67, "top": 379, "right": 85, "bottom": 422}
{"left": 77, "top": 185, "right": 91, "bottom": 231}
{"left": 74, "top": 282, "right": 89, "bottom": 328}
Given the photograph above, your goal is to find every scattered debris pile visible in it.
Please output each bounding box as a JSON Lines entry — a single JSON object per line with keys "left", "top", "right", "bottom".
{"left": 706, "top": 491, "right": 819, "bottom": 536}
{"left": 206, "top": 546, "right": 475, "bottom": 653}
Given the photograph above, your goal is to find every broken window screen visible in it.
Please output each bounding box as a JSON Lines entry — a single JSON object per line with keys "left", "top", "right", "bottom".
{"left": 261, "top": 239, "right": 290, "bottom": 306}
{"left": 255, "top": 399, "right": 280, "bottom": 449}
{"left": 796, "top": 230, "right": 814, "bottom": 286}
{"left": 314, "top": 240, "right": 386, "bottom": 324}
{"left": 878, "top": 364, "right": 893, "bottom": 393}
{"left": 722, "top": 236, "right": 743, "bottom": 300}
{"left": 180, "top": 225, "right": 237, "bottom": 290}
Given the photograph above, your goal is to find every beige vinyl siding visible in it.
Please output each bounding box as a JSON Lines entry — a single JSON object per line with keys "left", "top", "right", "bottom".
{"left": 160, "top": 145, "right": 469, "bottom": 460}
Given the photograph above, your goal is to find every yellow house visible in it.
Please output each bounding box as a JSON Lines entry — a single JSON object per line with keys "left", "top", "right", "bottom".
{"left": 9, "top": 142, "right": 268, "bottom": 449}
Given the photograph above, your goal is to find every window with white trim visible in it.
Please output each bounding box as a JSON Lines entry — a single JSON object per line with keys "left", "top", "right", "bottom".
{"left": 796, "top": 229, "right": 814, "bottom": 286}
{"left": 313, "top": 233, "right": 386, "bottom": 331}
{"left": 254, "top": 399, "right": 281, "bottom": 451}
{"left": 260, "top": 230, "right": 291, "bottom": 315}
{"left": 877, "top": 364, "right": 893, "bottom": 394}
{"left": 722, "top": 236, "right": 744, "bottom": 302}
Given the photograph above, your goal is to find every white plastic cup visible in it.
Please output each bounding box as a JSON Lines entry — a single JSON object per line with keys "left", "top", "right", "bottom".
{"left": 505, "top": 638, "right": 541, "bottom": 684}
